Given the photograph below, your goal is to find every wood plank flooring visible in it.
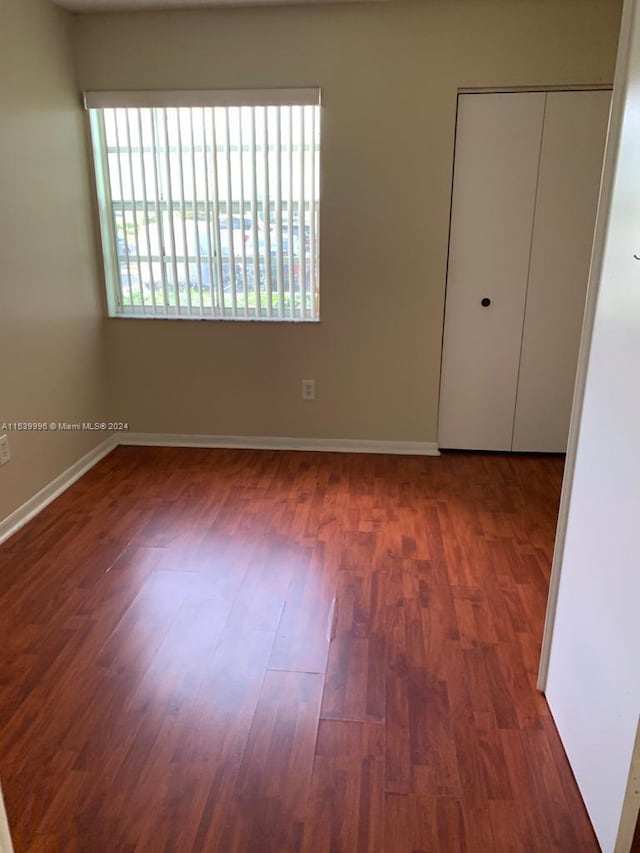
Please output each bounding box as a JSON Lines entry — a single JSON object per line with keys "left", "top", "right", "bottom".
{"left": 0, "top": 447, "right": 599, "bottom": 851}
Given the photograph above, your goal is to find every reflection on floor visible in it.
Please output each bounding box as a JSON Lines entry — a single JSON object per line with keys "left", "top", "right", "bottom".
{"left": 0, "top": 446, "right": 598, "bottom": 851}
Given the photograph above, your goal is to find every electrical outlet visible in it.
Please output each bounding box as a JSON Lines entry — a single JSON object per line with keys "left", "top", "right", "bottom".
{"left": 302, "top": 379, "right": 316, "bottom": 401}
{"left": 0, "top": 435, "right": 10, "bottom": 466}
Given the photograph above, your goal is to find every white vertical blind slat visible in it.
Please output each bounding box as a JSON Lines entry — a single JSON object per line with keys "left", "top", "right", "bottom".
{"left": 250, "top": 109, "right": 261, "bottom": 316}
{"left": 275, "top": 108, "right": 285, "bottom": 318}
{"left": 200, "top": 109, "right": 216, "bottom": 318}
{"left": 263, "top": 108, "right": 273, "bottom": 318}
{"left": 287, "top": 106, "right": 296, "bottom": 319}
{"left": 188, "top": 108, "right": 205, "bottom": 317}
{"left": 310, "top": 106, "right": 318, "bottom": 317}
{"left": 112, "top": 109, "right": 134, "bottom": 308}
{"left": 136, "top": 109, "right": 157, "bottom": 315}
{"left": 94, "top": 100, "right": 320, "bottom": 321}
{"left": 150, "top": 109, "right": 170, "bottom": 314}
{"left": 236, "top": 108, "right": 249, "bottom": 317}
{"left": 161, "top": 108, "right": 181, "bottom": 311}
{"left": 175, "top": 109, "right": 193, "bottom": 315}
{"left": 298, "top": 106, "right": 307, "bottom": 319}
{"left": 208, "top": 109, "right": 226, "bottom": 316}
{"left": 223, "top": 107, "right": 238, "bottom": 318}
{"left": 124, "top": 109, "right": 145, "bottom": 311}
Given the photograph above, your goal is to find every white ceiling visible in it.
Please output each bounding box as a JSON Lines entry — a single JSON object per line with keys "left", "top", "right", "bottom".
{"left": 52, "top": 0, "right": 386, "bottom": 11}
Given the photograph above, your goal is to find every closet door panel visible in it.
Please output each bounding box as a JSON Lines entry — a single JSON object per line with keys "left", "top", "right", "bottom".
{"left": 438, "top": 92, "right": 546, "bottom": 450}
{"left": 512, "top": 90, "right": 611, "bottom": 452}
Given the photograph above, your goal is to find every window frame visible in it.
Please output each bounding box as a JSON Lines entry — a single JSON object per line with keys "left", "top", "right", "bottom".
{"left": 86, "top": 88, "right": 321, "bottom": 323}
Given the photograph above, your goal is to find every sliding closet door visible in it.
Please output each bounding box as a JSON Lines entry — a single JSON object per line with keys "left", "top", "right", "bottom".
{"left": 438, "top": 93, "right": 545, "bottom": 450}
{"left": 512, "top": 90, "right": 611, "bottom": 452}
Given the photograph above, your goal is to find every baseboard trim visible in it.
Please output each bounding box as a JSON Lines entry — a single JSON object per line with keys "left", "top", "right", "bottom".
{"left": 0, "top": 432, "right": 439, "bottom": 546}
{"left": 0, "top": 436, "right": 118, "bottom": 546}
{"left": 119, "top": 432, "right": 441, "bottom": 457}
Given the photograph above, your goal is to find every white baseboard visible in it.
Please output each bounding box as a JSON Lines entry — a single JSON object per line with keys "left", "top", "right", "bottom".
{"left": 119, "top": 432, "right": 441, "bottom": 457}
{"left": 0, "top": 432, "right": 439, "bottom": 546}
{"left": 0, "top": 436, "right": 118, "bottom": 546}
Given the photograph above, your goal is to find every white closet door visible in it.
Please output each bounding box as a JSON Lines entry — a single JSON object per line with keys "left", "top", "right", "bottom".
{"left": 512, "top": 90, "right": 611, "bottom": 452}
{"left": 438, "top": 93, "right": 546, "bottom": 451}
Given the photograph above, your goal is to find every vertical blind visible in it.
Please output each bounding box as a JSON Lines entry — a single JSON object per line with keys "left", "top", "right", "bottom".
{"left": 86, "top": 89, "right": 321, "bottom": 321}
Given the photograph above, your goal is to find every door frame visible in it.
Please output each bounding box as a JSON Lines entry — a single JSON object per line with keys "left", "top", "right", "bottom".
{"left": 536, "top": 3, "right": 640, "bottom": 847}
{"left": 535, "top": 91, "right": 620, "bottom": 690}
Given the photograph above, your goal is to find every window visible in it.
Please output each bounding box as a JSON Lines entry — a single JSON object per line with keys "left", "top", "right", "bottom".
{"left": 86, "top": 89, "right": 321, "bottom": 321}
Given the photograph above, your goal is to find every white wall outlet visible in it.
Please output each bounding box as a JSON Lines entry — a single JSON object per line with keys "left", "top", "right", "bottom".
{"left": 302, "top": 379, "right": 316, "bottom": 401}
{"left": 0, "top": 435, "right": 10, "bottom": 466}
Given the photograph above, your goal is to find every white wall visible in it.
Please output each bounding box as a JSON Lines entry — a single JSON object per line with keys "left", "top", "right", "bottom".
{"left": 543, "top": 0, "right": 640, "bottom": 849}
{"left": 0, "top": 785, "right": 13, "bottom": 853}
{"left": 0, "top": 0, "right": 107, "bottom": 524}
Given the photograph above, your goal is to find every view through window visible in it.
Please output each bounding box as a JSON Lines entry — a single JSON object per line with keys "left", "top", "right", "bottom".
{"left": 87, "top": 91, "right": 321, "bottom": 320}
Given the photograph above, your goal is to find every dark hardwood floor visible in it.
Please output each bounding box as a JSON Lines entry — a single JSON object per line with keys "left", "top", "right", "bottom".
{"left": 0, "top": 447, "right": 598, "bottom": 852}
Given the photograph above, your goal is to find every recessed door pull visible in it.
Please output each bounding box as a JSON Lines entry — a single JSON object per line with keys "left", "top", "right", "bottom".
{"left": 481, "top": 297, "right": 492, "bottom": 307}
{"left": 634, "top": 254, "right": 640, "bottom": 260}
